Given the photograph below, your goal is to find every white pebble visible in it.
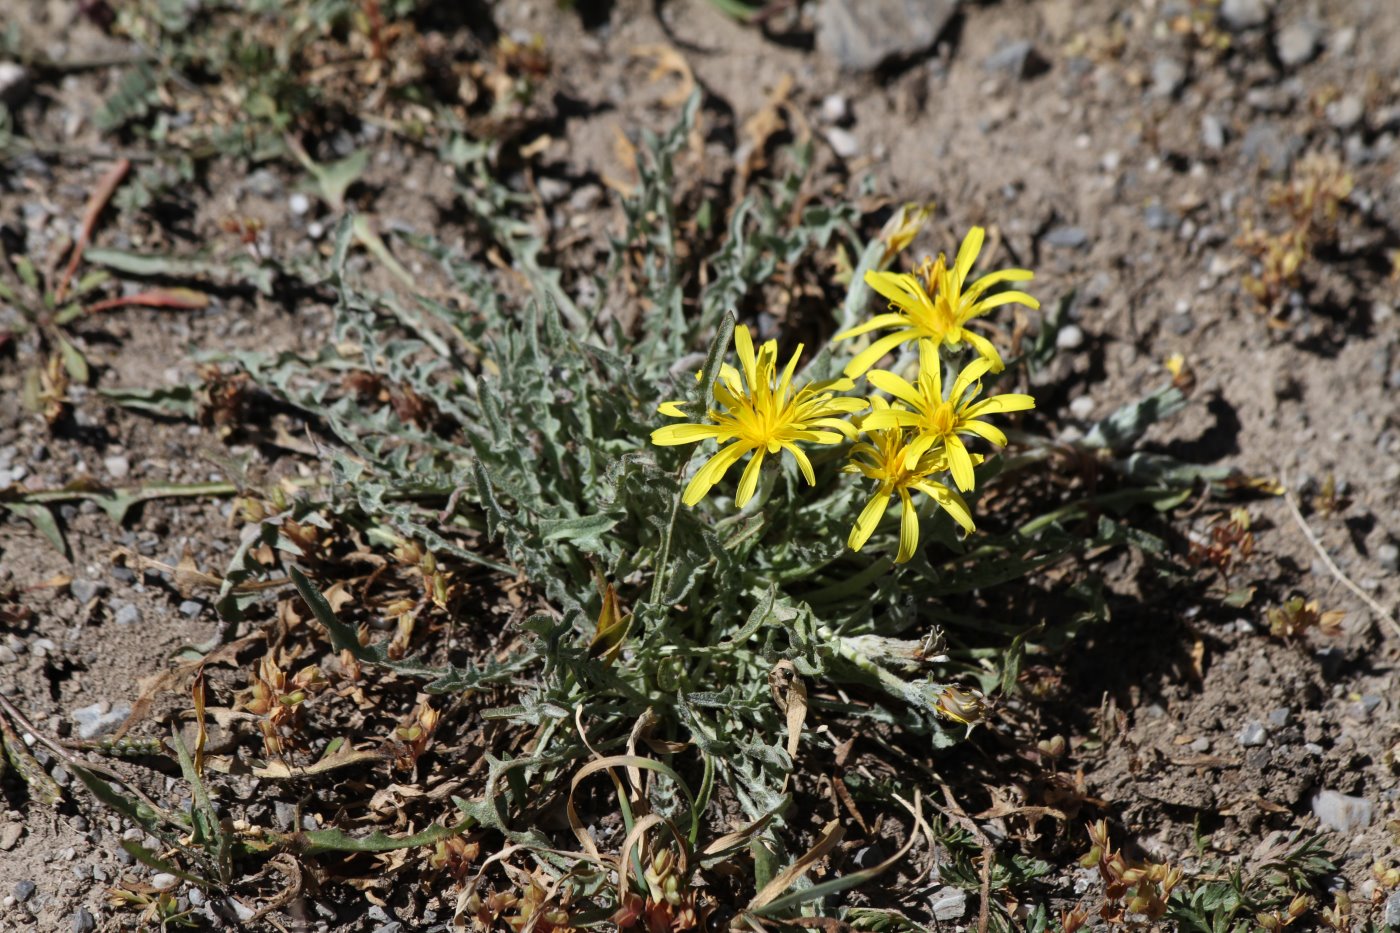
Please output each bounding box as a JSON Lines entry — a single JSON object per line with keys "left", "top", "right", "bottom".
{"left": 824, "top": 127, "right": 860, "bottom": 159}
{"left": 1069, "top": 396, "right": 1095, "bottom": 419}
{"left": 1056, "top": 324, "right": 1085, "bottom": 350}
{"left": 151, "top": 873, "right": 178, "bottom": 891}
{"left": 289, "top": 193, "right": 311, "bottom": 216}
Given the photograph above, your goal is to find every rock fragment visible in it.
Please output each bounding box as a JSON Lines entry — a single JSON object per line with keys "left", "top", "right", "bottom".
{"left": 816, "top": 0, "right": 959, "bottom": 72}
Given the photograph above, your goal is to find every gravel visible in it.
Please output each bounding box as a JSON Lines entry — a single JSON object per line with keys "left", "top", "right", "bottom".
{"left": 13, "top": 880, "right": 35, "bottom": 902}
{"left": 1326, "top": 94, "right": 1364, "bottom": 131}
{"left": 179, "top": 599, "right": 205, "bottom": 618}
{"left": 103, "top": 455, "right": 131, "bottom": 479}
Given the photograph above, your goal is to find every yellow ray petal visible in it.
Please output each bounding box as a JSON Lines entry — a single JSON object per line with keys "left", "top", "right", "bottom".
{"left": 848, "top": 487, "right": 892, "bottom": 552}
{"left": 652, "top": 423, "right": 729, "bottom": 445}
{"left": 895, "top": 489, "right": 920, "bottom": 563}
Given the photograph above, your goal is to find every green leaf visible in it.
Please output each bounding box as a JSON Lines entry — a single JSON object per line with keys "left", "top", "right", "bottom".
{"left": 2, "top": 502, "right": 68, "bottom": 557}
{"left": 539, "top": 512, "right": 620, "bottom": 550}
{"left": 98, "top": 385, "right": 199, "bottom": 419}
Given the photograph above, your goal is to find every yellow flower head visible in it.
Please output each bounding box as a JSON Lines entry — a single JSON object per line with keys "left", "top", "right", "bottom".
{"left": 836, "top": 226, "right": 1039, "bottom": 377}
{"left": 863, "top": 343, "right": 1035, "bottom": 493}
{"left": 845, "top": 398, "right": 976, "bottom": 564}
{"left": 652, "top": 325, "right": 866, "bottom": 508}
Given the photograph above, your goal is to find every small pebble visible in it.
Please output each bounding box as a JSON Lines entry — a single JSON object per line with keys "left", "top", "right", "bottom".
{"left": 1237, "top": 722, "right": 1267, "bottom": 747}
{"left": 1150, "top": 57, "right": 1186, "bottom": 98}
{"left": 289, "top": 193, "right": 311, "bottom": 216}
{"left": 824, "top": 127, "right": 860, "bottom": 159}
{"left": 151, "top": 873, "right": 178, "bottom": 891}
{"left": 178, "top": 599, "right": 205, "bottom": 618}
{"left": 1189, "top": 737, "right": 1211, "bottom": 753}
{"left": 70, "top": 578, "right": 105, "bottom": 605}
{"left": 103, "top": 455, "right": 131, "bottom": 480}
{"left": 14, "top": 880, "right": 36, "bottom": 901}
{"left": 1326, "top": 95, "right": 1364, "bottom": 132}
{"left": 820, "top": 93, "right": 849, "bottom": 124}
{"left": 1266, "top": 708, "right": 1290, "bottom": 729}
{"left": 1056, "top": 324, "right": 1085, "bottom": 350}
{"left": 1377, "top": 542, "right": 1399, "bottom": 573}
{"left": 1201, "top": 114, "right": 1227, "bottom": 151}
{"left": 1069, "top": 396, "right": 1095, "bottom": 419}
{"left": 0, "top": 646, "right": 16, "bottom": 663}
{"left": 31, "top": 637, "right": 57, "bottom": 658}
{"left": 1274, "top": 21, "right": 1322, "bottom": 68}
{"left": 114, "top": 604, "right": 141, "bottom": 626}
{"left": 111, "top": 567, "right": 137, "bottom": 584}
{"left": 189, "top": 889, "right": 205, "bottom": 908}
{"left": 1220, "top": 0, "right": 1269, "bottom": 30}
{"left": 1044, "top": 226, "right": 1088, "bottom": 249}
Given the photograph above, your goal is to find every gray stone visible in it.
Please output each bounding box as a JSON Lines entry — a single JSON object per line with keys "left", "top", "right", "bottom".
{"left": 70, "top": 578, "right": 106, "bottom": 605}
{"left": 0, "top": 646, "right": 16, "bottom": 663}
{"left": 816, "top": 0, "right": 959, "bottom": 72}
{"left": 114, "top": 604, "right": 140, "bottom": 626}
{"left": 1275, "top": 20, "right": 1322, "bottom": 68}
{"left": 0, "top": 62, "right": 30, "bottom": 106}
{"left": 1266, "top": 708, "right": 1291, "bottom": 728}
{"left": 1069, "top": 396, "right": 1095, "bottom": 419}
{"left": 31, "top": 637, "right": 57, "bottom": 658}
{"left": 112, "top": 566, "right": 137, "bottom": 584}
{"left": 1150, "top": 57, "right": 1187, "bottom": 98}
{"left": 1326, "top": 95, "right": 1364, "bottom": 132}
{"left": 72, "top": 701, "right": 132, "bottom": 740}
{"left": 1189, "top": 737, "right": 1211, "bottom": 753}
{"left": 983, "top": 40, "right": 1048, "bottom": 80}
{"left": 1379, "top": 543, "right": 1400, "bottom": 573}
{"left": 1237, "top": 721, "right": 1267, "bottom": 747}
{"left": 367, "top": 905, "right": 391, "bottom": 923}
{"left": 103, "top": 455, "right": 130, "bottom": 479}
{"left": 1044, "top": 226, "right": 1089, "bottom": 249}
{"left": 179, "top": 599, "right": 205, "bottom": 618}
{"left": 1144, "top": 203, "right": 1179, "bottom": 231}
{"left": 188, "top": 889, "right": 205, "bottom": 908}
{"left": 13, "top": 880, "right": 35, "bottom": 901}
{"left": 373, "top": 924, "right": 403, "bottom": 933}
{"left": 1241, "top": 122, "right": 1300, "bottom": 174}
{"left": 1383, "top": 889, "right": 1400, "bottom": 927}
{"left": 1311, "top": 789, "right": 1373, "bottom": 832}
{"left": 274, "top": 801, "right": 297, "bottom": 831}
{"left": 930, "top": 886, "right": 968, "bottom": 921}
{"left": 1220, "top": 0, "right": 1270, "bottom": 30}
{"left": 151, "top": 873, "right": 178, "bottom": 891}
{"left": 72, "top": 907, "right": 96, "bottom": 933}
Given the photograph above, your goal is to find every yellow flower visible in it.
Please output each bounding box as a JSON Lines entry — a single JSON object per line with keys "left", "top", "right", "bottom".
{"left": 845, "top": 398, "right": 975, "bottom": 564}
{"left": 836, "top": 226, "right": 1039, "bottom": 377}
{"left": 863, "top": 343, "right": 1034, "bottom": 493}
{"left": 652, "top": 325, "right": 866, "bottom": 507}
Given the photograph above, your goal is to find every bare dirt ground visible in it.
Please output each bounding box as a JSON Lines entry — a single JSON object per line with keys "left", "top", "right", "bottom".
{"left": 2, "top": 0, "right": 1399, "bottom": 930}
